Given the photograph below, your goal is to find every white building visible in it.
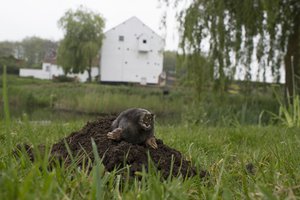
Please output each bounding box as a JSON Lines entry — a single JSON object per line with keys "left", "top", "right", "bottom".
{"left": 100, "top": 17, "right": 165, "bottom": 85}
{"left": 20, "top": 17, "right": 164, "bottom": 84}
{"left": 20, "top": 63, "right": 99, "bottom": 82}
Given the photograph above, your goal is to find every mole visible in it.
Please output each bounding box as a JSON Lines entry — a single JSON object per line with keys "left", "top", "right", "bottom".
{"left": 107, "top": 108, "right": 158, "bottom": 149}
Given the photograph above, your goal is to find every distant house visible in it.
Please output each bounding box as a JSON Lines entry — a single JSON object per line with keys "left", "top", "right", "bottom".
{"left": 100, "top": 17, "right": 165, "bottom": 85}
{"left": 19, "top": 49, "right": 99, "bottom": 82}
{"left": 19, "top": 62, "right": 99, "bottom": 82}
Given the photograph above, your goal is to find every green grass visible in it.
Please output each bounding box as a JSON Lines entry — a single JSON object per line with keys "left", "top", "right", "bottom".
{"left": 0, "top": 75, "right": 184, "bottom": 121}
{"left": 1, "top": 75, "right": 283, "bottom": 126}
{"left": 1, "top": 75, "right": 299, "bottom": 199}
{"left": 2, "top": 65, "right": 10, "bottom": 128}
{"left": 275, "top": 95, "right": 300, "bottom": 128}
{"left": 1, "top": 120, "right": 299, "bottom": 199}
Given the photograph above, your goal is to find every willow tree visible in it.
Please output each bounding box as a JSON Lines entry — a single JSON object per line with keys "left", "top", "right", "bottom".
{"left": 57, "top": 6, "right": 105, "bottom": 81}
{"left": 164, "top": 0, "right": 300, "bottom": 97}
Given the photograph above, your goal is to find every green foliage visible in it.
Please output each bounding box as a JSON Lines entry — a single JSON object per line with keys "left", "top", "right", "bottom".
{"left": 178, "top": 53, "right": 214, "bottom": 97}
{"left": 52, "top": 75, "right": 78, "bottom": 82}
{"left": 165, "top": 0, "right": 300, "bottom": 96}
{"left": 1, "top": 120, "right": 300, "bottom": 199}
{"left": 57, "top": 6, "right": 105, "bottom": 81}
{"left": 0, "top": 56, "right": 21, "bottom": 75}
{"left": 163, "top": 51, "right": 177, "bottom": 72}
{"left": 268, "top": 94, "right": 300, "bottom": 128}
{"left": 21, "top": 37, "right": 57, "bottom": 68}
{"left": 1, "top": 75, "right": 287, "bottom": 126}
{"left": 2, "top": 65, "right": 10, "bottom": 128}
{"left": 182, "top": 88, "right": 280, "bottom": 126}
{"left": 1, "top": 74, "right": 299, "bottom": 198}
{"left": 0, "top": 41, "right": 15, "bottom": 57}
{"left": 0, "top": 75, "right": 184, "bottom": 122}
{"left": 0, "top": 38, "right": 57, "bottom": 69}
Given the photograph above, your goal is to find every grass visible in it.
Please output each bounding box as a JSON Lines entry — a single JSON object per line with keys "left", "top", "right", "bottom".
{"left": 1, "top": 75, "right": 283, "bottom": 126}
{"left": 2, "top": 65, "right": 10, "bottom": 128}
{"left": 182, "top": 90, "right": 280, "bottom": 126}
{"left": 276, "top": 95, "right": 300, "bottom": 128}
{"left": 1, "top": 75, "right": 299, "bottom": 199}
{"left": 0, "top": 120, "right": 300, "bottom": 199}
{"left": 0, "top": 75, "right": 184, "bottom": 121}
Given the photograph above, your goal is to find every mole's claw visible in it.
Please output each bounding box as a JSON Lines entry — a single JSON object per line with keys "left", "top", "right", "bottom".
{"left": 151, "top": 142, "right": 158, "bottom": 149}
{"left": 146, "top": 137, "right": 158, "bottom": 149}
{"left": 107, "top": 128, "right": 122, "bottom": 141}
{"left": 107, "top": 132, "right": 114, "bottom": 139}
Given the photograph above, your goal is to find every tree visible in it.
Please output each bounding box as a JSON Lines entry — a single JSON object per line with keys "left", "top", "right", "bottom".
{"left": 57, "top": 6, "right": 105, "bottom": 81}
{"left": 0, "top": 38, "right": 57, "bottom": 70}
{"left": 22, "top": 37, "right": 57, "bottom": 68}
{"left": 0, "top": 41, "right": 15, "bottom": 58}
{"left": 164, "top": 0, "right": 300, "bottom": 97}
{"left": 163, "top": 51, "right": 177, "bottom": 72}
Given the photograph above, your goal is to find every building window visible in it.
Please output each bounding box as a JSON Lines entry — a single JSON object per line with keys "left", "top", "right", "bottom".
{"left": 143, "top": 39, "right": 147, "bottom": 44}
{"left": 45, "top": 65, "right": 50, "bottom": 72}
{"left": 119, "top": 35, "right": 124, "bottom": 41}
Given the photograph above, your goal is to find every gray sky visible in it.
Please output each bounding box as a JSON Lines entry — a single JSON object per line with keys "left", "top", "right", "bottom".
{"left": 0, "top": 0, "right": 178, "bottom": 50}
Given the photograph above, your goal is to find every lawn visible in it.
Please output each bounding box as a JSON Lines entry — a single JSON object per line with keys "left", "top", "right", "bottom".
{"left": 0, "top": 75, "right": 184, "bottom": 123}
{"left": 1, "top": 76, "right": 299, "bottom": 199}
{"left": 0, "top": 120, "right": 299, "bottom": 199}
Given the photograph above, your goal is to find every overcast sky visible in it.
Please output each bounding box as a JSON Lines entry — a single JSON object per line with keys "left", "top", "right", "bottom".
{"left": 0, "top": 0, "right": 178, "bottom": 50}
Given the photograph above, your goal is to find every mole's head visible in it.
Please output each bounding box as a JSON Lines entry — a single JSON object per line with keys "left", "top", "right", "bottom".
{"left": 141, "top": 113, "right": 154, "bottom": 128}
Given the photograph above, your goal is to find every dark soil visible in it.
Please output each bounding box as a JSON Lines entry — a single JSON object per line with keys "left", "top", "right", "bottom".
{"left": 15, "top": 116, "right": 207, "bottom": 179}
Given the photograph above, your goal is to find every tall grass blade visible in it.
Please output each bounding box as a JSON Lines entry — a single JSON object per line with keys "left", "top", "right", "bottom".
{"left": 2, "top": 65, "right": 10, "bottom": 128}
{"left": 268, "top": 89, "right": 300, "bottom": 128}
{"left": 91, "top": 138, "right": 106, "bottom": 200}
{"left": 212, "top": 159, "right": 225, "bottom": 200}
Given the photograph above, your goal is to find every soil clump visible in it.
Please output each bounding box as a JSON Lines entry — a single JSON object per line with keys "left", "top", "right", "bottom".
{"left": 15, "top": 116, "right": 207, "bottom": 179}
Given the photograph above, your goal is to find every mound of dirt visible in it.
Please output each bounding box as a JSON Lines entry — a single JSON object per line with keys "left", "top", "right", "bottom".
{"left": 16, "top": 116, "right": 207, "bottom": 179}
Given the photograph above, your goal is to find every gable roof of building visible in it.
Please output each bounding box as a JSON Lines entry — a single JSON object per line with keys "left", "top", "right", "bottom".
{"left": 104, "top": 16, "right": 164, "bottom": 40}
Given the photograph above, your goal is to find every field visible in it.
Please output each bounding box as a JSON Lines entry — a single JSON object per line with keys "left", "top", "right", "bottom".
{"left": 0, "top": 75, "right": 184, "bottom": 123}
{"left": 1, "top": 76, "right": 300, "bottom": 199}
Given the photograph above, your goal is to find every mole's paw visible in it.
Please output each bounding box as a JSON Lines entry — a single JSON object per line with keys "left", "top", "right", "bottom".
{"left": 146, "top": 137, "right": 158, "bottom": 149}
{"left": 107, "top": 128, "right": 122, "bottom": 141}
{"left": 107, "top": 132, "right": 116, "bottom": 140}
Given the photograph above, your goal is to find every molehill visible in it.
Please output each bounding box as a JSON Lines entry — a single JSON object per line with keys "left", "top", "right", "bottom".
{"left": 15, "top": 116, "right": 207, "bottom": 179}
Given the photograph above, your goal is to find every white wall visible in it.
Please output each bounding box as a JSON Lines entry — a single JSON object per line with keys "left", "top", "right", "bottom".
{"left": 19, "top": 68, "right": 52, "bottom": 80}
{"left": 20, "top": 63, "right": 99, "bottom": 82}
{"left": 100, "top": 17, "right": 165, "bottom": 84}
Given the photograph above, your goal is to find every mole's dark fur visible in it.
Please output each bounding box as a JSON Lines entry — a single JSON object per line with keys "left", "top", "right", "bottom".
{"left": 107, "top": 108, "right": 157, "bottom": 149}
